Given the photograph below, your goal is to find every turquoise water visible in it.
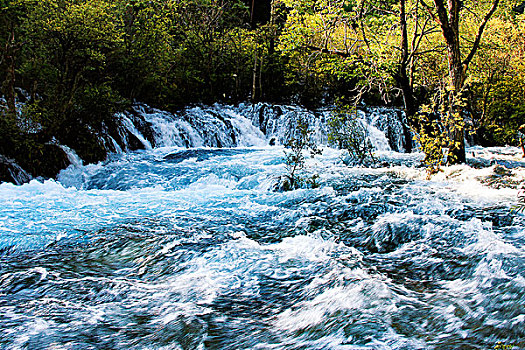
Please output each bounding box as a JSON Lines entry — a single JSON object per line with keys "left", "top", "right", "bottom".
{"left": 0, "top": 147, "right": 523, "bottom": 349}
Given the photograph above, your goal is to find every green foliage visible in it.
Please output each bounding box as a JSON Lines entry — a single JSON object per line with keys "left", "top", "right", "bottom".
{"left": 281, "top": 118, "right": 322, "bottom": 191}
{"left": 469, "top": 20, "right": 525, "bottom": 146}
{"left": 415, "top": 112, "right": 447, "bottom": 176}
{"left": 328, "top": 105, "right": 375, "bottom": 165}
{"left": 112, "top": 0, "right": 175, "bottom": 104}
{"left": 276, "top": 0, "right": 366, "bottom": 106}
{"left": 18, "top": 0, "right": 126, "bottom": 161}
{"left": 160, "top": 0, "right": 253, "bottom": 104}
{"left": 416, "top": 87, "right": 467, "bottom": 175}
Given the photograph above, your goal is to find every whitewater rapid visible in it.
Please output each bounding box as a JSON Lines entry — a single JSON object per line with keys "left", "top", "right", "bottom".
{"left": 0, "top": 103, "right": 524, "bottom": 349}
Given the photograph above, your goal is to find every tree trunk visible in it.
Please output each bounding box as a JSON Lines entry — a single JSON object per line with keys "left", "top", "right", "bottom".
{"left": 259, "top": 54, "right": 264, "bottom": 99}
{"left": 428, "top": 0, "right": 499, "bottom": 164}
{"left": 447, "top": 34, "right": 467, "bottom": 164}
{"left": 251, "top": 49, "right": 258, "bottom": 102}
{"left": 395, "top": 0, "right": 416, "bottom": 153}
{"left": 6, "top": 56, "right": 16, "bottom": 120}
{"left": 3, "top": 27, "right": 17, "bottom": 121}
{"left": 431, "top": 0, "right": 466, "bottom": 164}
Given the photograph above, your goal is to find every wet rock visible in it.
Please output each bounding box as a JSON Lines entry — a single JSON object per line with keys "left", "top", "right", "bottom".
{"left": 57, "top": 125, "right": 107, "bottom": 164}
{"left": 102, "top": 116, "right": 150, "bottom": 152}
{"left": 126, "top": 109, "right": 157, "bottom": 147}
{"left": 478, "top": 164, "right": 521, "bottom": 189}
{"left": 0, "top": 155, "right": 32, "bottom": 185}
{"left": 23, "top": 144, "right": 71, "bottom": 179}
{"left": 273, "top": 175, "right": 293, "bottom": 192}
{"left": 164, "top": 149, "right": 253, "bottom": 163}
{"left": 467, "top": 157, "right": 494, "bottom": 169}
{"left": 493, "top": 164, "right": 512, "bottom": 176}
{"left": 1, "top": 143, "right": 70, "bottom": 184}
{"left": 124, "top": 130, "right": 146, "bottom": 151}
{"left": 367, "top": 216, "right": 424, "bottom": 253}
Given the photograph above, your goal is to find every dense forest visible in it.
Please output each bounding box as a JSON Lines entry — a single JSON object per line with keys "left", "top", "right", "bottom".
{"left": 1, "top": 0, "right": 524, "bottom": 181}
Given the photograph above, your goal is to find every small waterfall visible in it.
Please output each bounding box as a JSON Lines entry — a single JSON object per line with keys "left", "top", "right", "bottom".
{"left": 0, "top": 155, "right": 32, "bottom": 185}
{"left": 58, "top": 144, "right": 83, "bottom": 168}
{"left": 129, "top": 104, "right": 267, "bottom": 148}
{"left": 104, "top": 102, "right": 411, "bottom": 153}
{"left": 3, "top": 98, "right": 410, "bottom": 187}
{"left": 364, "top": 107, "right": 410, "bottom": 152}
{"left": 119, "top": 113, "right": 153, "bottom": 150}
{"left": 56, "top": 145, "right": 89, "bottom": 189}
{"left": 237, "top": 103, "right": 410, "bottom": 152}
{"left": 106, "top": 135, "right": 124, "bottom": 154}
{"left": 237, "top": 103, "right": 330, "bottom": 146}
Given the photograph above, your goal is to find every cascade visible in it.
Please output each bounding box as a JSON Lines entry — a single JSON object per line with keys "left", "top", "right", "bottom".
{"left": 110, "top": 103, "right": 411, "bottom": 153}
{"left": 58, "top": 144, "right": 83, "bottom": 168}
{"left": 118, "top": 113, "right": 153, "bottom": 150}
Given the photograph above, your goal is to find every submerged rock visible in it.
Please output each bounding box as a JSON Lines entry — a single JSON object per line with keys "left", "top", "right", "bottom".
{"left": 467, "top": 156, "right": 494, "bottom": 169}
{"left": 366, "top": 215, "right": 424, "bottom": 253}
{"left": 478, "top": 164, "right": 521, "bottom": 189}
{"left": 273, "top": 175, "right": 293, "bottom": 192}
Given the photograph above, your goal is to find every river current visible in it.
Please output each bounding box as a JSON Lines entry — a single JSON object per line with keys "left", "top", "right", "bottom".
{"left": 0, "top": 105, "right": 523, "bottom": 349}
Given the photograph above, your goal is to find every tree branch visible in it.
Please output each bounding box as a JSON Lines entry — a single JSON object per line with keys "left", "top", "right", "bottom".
{"left": 431, "top": 0, "right": 454, "bottom": 43}
{"left": 419, "top": 0, "right": 438, "bottom": 22}
{"left": 306, "top": 45, "right": 351, "bottom": 58}
{"left": 463, "top": 0, "right": 500, "bottom": 67}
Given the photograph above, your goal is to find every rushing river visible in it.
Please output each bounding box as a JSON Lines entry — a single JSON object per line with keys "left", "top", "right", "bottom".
{"left": 0, "top": 105, "right": 524, "bottom": 349}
